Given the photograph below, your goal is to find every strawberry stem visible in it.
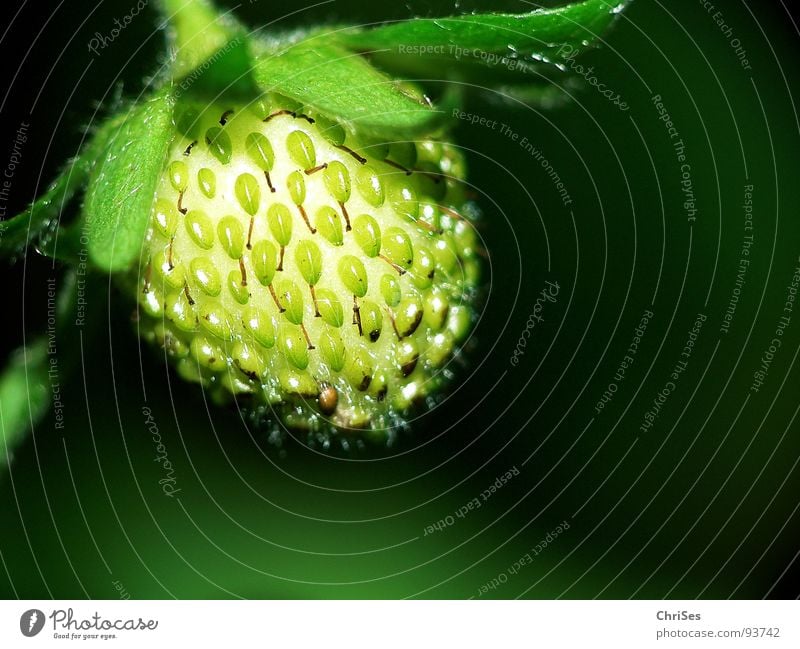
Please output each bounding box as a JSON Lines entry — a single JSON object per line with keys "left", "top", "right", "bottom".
{"left": 161, "top": 0, "right": 236, "bottom": 79}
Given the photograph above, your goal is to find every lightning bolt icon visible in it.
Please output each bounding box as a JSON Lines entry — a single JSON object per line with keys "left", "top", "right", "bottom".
{"left": 28, "top": 612, "right": 38, "bottom": 632}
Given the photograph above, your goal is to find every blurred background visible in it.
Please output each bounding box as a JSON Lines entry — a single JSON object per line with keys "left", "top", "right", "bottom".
{"left": 0, "top": 0, "right": 798, "bottom": 598}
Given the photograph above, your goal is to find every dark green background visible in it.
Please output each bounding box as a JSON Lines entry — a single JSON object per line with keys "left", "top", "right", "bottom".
{"left": 1, "top": 0, "right": 798, "bottom": 598}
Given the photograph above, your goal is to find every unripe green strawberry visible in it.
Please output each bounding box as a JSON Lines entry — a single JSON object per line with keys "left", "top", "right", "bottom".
{"left": 133, "top": 94, "right": 481, "bottom": 445}
{"left": 0, "top": 0, "right": 629, "bottom": 460}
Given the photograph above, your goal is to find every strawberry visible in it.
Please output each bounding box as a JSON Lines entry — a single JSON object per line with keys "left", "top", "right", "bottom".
{"left": 134, "top": 94, "right": 481, "bottom": 444}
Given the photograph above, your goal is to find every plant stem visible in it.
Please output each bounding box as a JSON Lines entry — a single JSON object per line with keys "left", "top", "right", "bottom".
{"left": 161, "top": 0, "right": 234, "bottom": 79}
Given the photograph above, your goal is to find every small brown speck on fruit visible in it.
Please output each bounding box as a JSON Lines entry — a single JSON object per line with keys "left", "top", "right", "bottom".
{"left": 319, "top": 383, "right": 338, "bottom": 414}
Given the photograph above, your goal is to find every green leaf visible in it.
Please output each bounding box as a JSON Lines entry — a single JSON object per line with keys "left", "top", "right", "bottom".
{"left": 83, "top": 89, "right": 175, "bottom": 272}
{"left": 0, "top": 120, "right": 118, "bottom": 259}
{"left": 0, "top": 339, "right": 48, "bottom": 473}
{"left": 339, "top": 0, "right": 630, "bottom": 80}
{"left": 251, "top": 39, "right": 440, "bottom": 139}
{"left": 0, "top": 270, "right": 84, "bottom": 475}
